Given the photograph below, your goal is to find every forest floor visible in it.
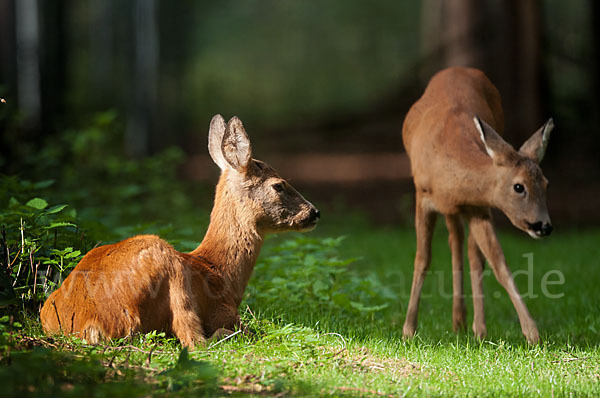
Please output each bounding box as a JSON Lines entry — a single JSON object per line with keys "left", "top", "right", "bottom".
{"left": 3, "top": 216, "right": 600, "bottom": 397}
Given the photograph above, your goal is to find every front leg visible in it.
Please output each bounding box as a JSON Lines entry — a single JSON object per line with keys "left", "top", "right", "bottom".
{"left": 169, "top": 280, "right": 205, "bottom": 348}
{"left": 207, "top": 303, "right": 244, "bottom": 339}
{"left": 445, "top": 214, "right": 466, "bottom": 332}
{"left": 208, "top": 312, "right": 254, "bottom": 341}
{"left": 467, "top": 228, "right": 487, "bottom": 340}
{"left": 469, "top": 216, "right": 539, "bottom": 344}
{"left": 209, "top": 327, "right": 236, "bottom": 341}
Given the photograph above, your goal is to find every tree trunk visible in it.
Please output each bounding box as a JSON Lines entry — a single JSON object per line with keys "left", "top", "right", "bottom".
{"left": 90, "top": 0, "right": 114, "bottom": 107}
{"left": 126, "top": 0, "right": 159, "bottom": 157}
{"left": 0, "top": 0, "right": 16, "bottom": 97}
{"left": 504, "top": 0, "right": 543, "bottom": 144}
{"left": 15, "top": 0, "right": 41, "bottom": 131}
{"left": 590, "top": 0, "right": 600, "bottom": 129}
{"left": 39, "top": 0, "right": 67, "bottom": 136}
{"left": 420, "top": 0, "right": 544, "bottom": 145}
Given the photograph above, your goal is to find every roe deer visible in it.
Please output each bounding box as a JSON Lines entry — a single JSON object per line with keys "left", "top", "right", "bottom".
{"left": 40, "top": 115, "right": 320, "bottom": 346}
{"left": 401, "top": 67, "right": 554, "bottom": 344}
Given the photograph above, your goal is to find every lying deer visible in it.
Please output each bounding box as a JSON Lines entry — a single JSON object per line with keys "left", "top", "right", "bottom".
{"left": 40, "top": 115, "right": 320, "bottom": 346}
{"left": 401, "top": 67, "right": 554, "bottom": 344}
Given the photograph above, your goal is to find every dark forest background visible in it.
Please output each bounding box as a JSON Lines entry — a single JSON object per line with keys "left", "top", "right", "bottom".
{"left": 1, "top": 0, "right": 598, "bottom": 224}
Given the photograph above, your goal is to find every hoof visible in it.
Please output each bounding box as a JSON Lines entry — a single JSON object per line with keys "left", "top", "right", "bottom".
{"left": 472, "top": 324, "right": 487, "bottom": 340}
{"left": 209, "top": 328, "right": 235, "bottom": 341}
{"left": 402, "top": 323, "right": 416, "bottom": 339}
{"left": 453, "top": 318, "right": 467, "bottom": 333}
{"left": 524, "top": 328, "right": 540, "bottom": 345}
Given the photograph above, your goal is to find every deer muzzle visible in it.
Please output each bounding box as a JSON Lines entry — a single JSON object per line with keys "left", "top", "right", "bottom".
{"left": 526, "top": 220, "right": 553, "bottom": 238}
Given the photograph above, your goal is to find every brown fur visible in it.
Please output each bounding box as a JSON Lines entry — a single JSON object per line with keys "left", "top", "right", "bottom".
{"left": 40, "top": 115, "right": 319, "bottom": 347}
{"left": 402, "top": 67, "right": 554, "bottom": 344}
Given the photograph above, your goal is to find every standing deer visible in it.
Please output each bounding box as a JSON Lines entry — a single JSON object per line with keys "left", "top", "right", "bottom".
{"left": 401, "top": 67, "right": 554, "bottom": 344}
{"left": 40, "top": 115, "right": 320, "bottom": 346}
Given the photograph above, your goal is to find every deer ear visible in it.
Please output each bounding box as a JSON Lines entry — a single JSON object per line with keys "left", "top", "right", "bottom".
{"left": 519, "top": 118, "right": 554, "bottom": 164}
{"left": 221, "top": 116, "right": 252, "bottom": 172}
{"left": 208, "top": 114, "right": 229, "bottom": 170}
{"left": 473, "top": 115, "right": 515, "bottom": 165}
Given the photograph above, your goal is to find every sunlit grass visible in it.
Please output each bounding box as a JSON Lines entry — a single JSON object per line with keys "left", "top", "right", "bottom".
{"left": 3, "top": 214, "right": 600, "bottom": 396}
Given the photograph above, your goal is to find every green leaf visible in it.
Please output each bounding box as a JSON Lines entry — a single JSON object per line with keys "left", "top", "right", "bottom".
{"left": 271, "top": 277, "right": 286, "bottom": 285}
{"left": 44, "top": 222, "right": 76, "bottom": 229}
{"left": 332, "top": 292, "right": 350, "bottom": 307}
{"left": 32, "top": 179, "right": 55, "bottom": 189}
{"left": 350, "top": 301, "right": 389, "bottom": 313}
{"left": 26, "top": 197, "right": 48, "bottom": 210}
{"left": 312, "top": 280, "right": 329, "bottom": 296}
{"left": 65, "top": 250, "right": 81, "bottom": 258}
{"left": 177, "top": 347, "right": 190, "bottom": 368}
{"left": 304, "top": 254, "right": 316, "bottom": 267}
{"left": 8, "top": 197, "right": 20, "bottom": 208}
{"left": 45, "top": 204, "right": 68, "bottom": 214}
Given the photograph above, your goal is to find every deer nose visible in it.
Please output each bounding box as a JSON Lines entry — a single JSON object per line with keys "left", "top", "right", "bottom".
{"left": 541, "top": 223, "right": 553, "bottom": 236}
{"left": 310, "top": 208, "right": 320, "bottom": 221}
{"left": 528, "top": 221, "right": 553, "bottom": 237}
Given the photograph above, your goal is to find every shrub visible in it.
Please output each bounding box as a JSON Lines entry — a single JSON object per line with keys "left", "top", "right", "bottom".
{"left": 245, "top": 235, "right": 398, "bottom": 324}
{"left": 0, "top": 176, "right": 87, "bottom": 310}
{"left": 29, "top": 111, "right": 206, "bottom": 230}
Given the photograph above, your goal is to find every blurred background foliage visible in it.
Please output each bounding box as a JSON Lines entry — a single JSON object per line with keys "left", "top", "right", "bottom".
{"left": 1, "top": 1, "right": 420, "bottom": 156}
{"left": 0, "top": 0, "right": 599, "bottom": 222}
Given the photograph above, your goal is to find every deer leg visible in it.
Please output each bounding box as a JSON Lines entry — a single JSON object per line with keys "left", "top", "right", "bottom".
{"left": 171, "top": 307, "right": 205, "bottom": 348}
{"left": 403, "top": 196, "right": 437, "bottom": 338}
{"left": 469, "top": 215, "right": 539, "bottom": 344}
{"left": 169, "top": 277, "right": 205, "bottom": 348}
{"left": 467, "top": 228, "right": 487, "bottom": 339}
{"left": 209, "top": 328, "right": 236, "bottom": 341}
{"left": 210, "top": 323, "right": 253, "bottom": 341}
{"left": 445, "top": 214, "right": 466, "bottom": 332}
{"left": 207, "top": 303, "right": 246, "bottom": 340}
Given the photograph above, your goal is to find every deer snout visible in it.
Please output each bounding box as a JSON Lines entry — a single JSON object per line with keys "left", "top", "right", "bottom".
{"left": 527, "top": 221, "right": 553, "bottom": 238}
{"left": 310, "top": 207, "right": 321, "bottom": 221}
{"left": 540, "top": 222, "right": 553, "bottom": 236}
{"left": 297, "top": 205, "right": 320, "bottom": 232}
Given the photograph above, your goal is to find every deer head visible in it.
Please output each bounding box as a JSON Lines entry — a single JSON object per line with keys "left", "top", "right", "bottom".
{"left": 474, "top": 116, "right": 554, "bottom": 239}
{"left": 208, "top": 115, "right": 320, "bottom": 235}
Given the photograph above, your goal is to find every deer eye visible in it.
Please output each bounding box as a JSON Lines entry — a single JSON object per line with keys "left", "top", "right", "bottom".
{"left": 272, "top": 182, "right": 285, "bottom": 193}
{"left": 513, "top": 183, "right": 525, "bottom": 194}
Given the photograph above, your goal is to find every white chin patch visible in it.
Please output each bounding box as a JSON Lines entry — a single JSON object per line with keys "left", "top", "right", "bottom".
{"left": 527, "top": 230, "right": 542, "bottom": 240}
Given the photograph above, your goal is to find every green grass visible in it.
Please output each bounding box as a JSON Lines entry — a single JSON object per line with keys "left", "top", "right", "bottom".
{"left": 3, "top": 215, "right": 600, "bottom": 396}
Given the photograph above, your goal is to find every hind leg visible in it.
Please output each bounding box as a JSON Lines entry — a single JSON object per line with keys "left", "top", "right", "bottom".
{"left": 403, "top": 194, "right": 437, "bottom": 338}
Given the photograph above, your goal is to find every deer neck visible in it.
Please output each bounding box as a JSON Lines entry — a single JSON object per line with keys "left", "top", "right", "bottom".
{"left": 191, "top": 176, "right": 263, "bottom": 305}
